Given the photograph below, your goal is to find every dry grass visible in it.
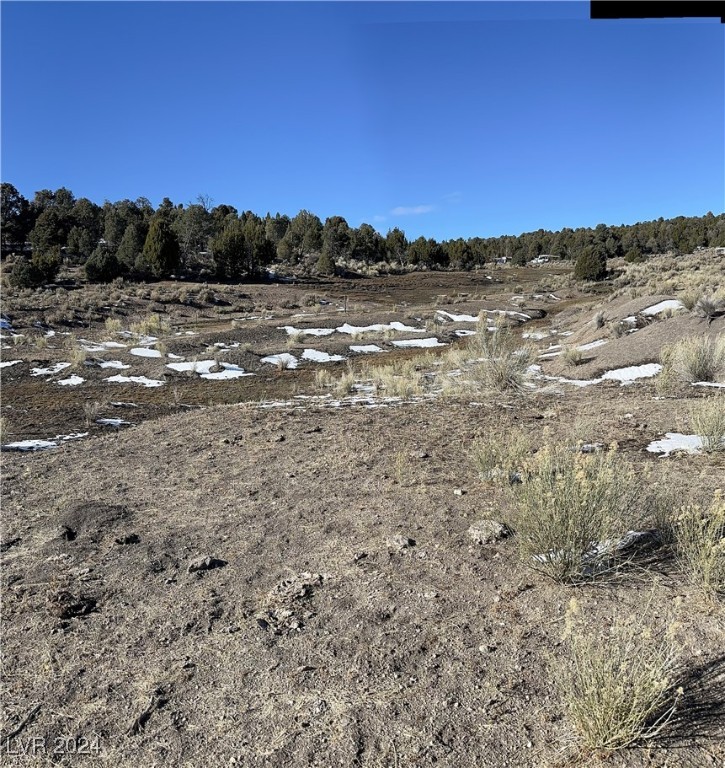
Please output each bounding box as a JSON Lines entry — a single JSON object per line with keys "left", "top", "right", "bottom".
{"left": 470, "top": 429, "right": 531, "bottom": 485}
{"left": 562, "top": 348, "right": 584, "bottom": 367}
{"left": 690, "top": 396, "right": 725, "bottom": 453}
{"left": 559, "top": 598, "right": 682, "bottom": 752}
{"left": 668, "top": 493, "right": 725, "bottom": 598}
{"left": 507, "top": 445, "right": 643, "bottom": 583}
{"left": 466, "top": 319, "right": 534, "bottom": 392}
{"left": 660, "top": 336, "right": 725, "bottom": 386}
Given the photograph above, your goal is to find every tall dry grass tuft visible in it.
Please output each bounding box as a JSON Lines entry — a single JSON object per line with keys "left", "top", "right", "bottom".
{"left": 470, "top": 429, "right": 531, "bottom": 485}
{"left": 690, "top": 396, "right": 725, "bottom": 453}
{"left": 668, "top": 493, "right": 725, "bottom": 599}
{"left": 660, "top": 336, "right": 725, "bottom": 386}
{"left": 468, "top": 319, "right": 534, "bottom": 392}
{"left": 558, "top": 598, "right": 682, "bottom": 752}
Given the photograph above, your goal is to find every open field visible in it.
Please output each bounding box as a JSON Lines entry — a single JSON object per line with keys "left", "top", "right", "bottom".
{"left": 1, "top": 254, "right": 724, "bottom": 767}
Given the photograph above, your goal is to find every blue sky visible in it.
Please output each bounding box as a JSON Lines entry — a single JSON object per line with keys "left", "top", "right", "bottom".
{"left": 2, "top": 1, "right": 723, "bottom": 240}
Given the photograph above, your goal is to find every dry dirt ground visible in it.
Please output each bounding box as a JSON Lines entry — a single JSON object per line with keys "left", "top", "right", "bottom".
{"left": 1, "top": 265, "right": 724, "bottom": 767}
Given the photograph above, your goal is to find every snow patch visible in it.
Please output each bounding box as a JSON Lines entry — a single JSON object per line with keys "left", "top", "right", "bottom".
{"left": 336, "top": 322, "right": 424, "bottom": 335}
{"left": 130, "top": 347, "right": 162, "bottom": 358}
{"left": 391, "top": 337, "right": 446, "bottom": 349}
{"left": 641, "top": 299, "right": 684, "bottom": 316}
{"left": 261, "top": 353, "right": 298, "bottom": 369}
{"left": 0, "top": 360, "right": 22, "bottom": 368}
{"left": 57, "top": 375, "right": 85, "bottom": 386}
{"left": 166, "top": 360, "right": 217, "bottom": 374}
{"left": 31, "top": 362, "right": 71, "bottom": 376}
{"left": 646, "top": 433, "right": 702, "bottom": 457}
{"left": 436, "top": 310, "right": 479, "bottom": 323}
{"left": 279, "top": 325, "right": 335, "bottom": 337}
{"left": 201, "top": 363, "right": 255, "bottom": 380}
{"left": 98, "top": 360, "right": 130, "bottom": 370}
{"left": 302, "top": 349, "right": 347, "bottom": 363}
{"left": 577, "top": 339, "right": 609, "bottom": 351}
{"left": 105, "top": 375, "right": 165, "bottom": 387}
{"left": 350, "top": 344, "right": 383, "bottom": 354}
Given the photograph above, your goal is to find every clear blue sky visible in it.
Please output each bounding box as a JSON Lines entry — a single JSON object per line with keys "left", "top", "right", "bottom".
{"left": 2, "top": 1, "right": 723, "bottom": 240}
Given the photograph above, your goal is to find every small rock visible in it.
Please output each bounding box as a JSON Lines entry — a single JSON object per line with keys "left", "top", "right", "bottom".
{"left": 387, "top": 534, "right": 416, "bottom": 551}
{"left": 453, "top": 489, "right": 466, "bottom": 496}
{"left": 187, "top": 555, "right": 228, "bottom": 574}
{"left": 468, "top": 520, "right": 512, "bottom": 545}
{"left": 413, "top": 450, "right": 430, "bottom": 459}
{"left": 115, "top": 533, "right": 140, "bottom": 545}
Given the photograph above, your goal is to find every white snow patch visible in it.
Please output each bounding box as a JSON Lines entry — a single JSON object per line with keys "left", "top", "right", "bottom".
{"left": 646, "top": 433, "right": 703, "bottom": 457}
{"left": 336, "top": 322, "right": 425, "bottom": 335}
{"left": 130, "top": 347, "right": 162, "bottom": 358}
{"left": 391, "top": 337, "right": 446, "bottom": 348}
{"left": 692, "top": 381, "right": 725, "bottom": 389}
{"left": 279, "top": 325, "right": 335, "bottom": 337}
{"left": 98, "top": 360, "right": 130, "bottom": 370}
{"left": 57, "top": 375, "right": 85, "bottom": 386}
{"left": 577, "top": 339, "right": 609, "bottom": 352}
{"left": 0, "top": 360, "right": 22, "bottom": 368}
{"left": 261, "top": 353, "right": 299, "bottom": 369}
{"left": 31, "top": 362, "right": 71, "bottom": 376}
{"left": 167, "top": 353, "right": 184, "bottom": 360}
{"left": 641, "top": 299, "right": 684, "bottom": 316}
{"left": 350, "top": 344, "right": 383, "bottom": 354}
{"left": 601, "top": 363, "right": 661, "bottom": 384}
{"left": 523, "top": 332, "right": 549, "bottom": 340}
{"left": 201, "top": 363, "right": 255, "bottom": 380}
{"left": 302, "top": 349, "right": 347, "bottom": 363}
{"left": 105, "top": 375, "right": 165, "bottom": 388}
{"left": 97, "top": 418, "right": 132, "bottom": 427}
{"left": 454, "top": 329, "right": 477, "bottom": 337}
{"left": 2, "top": 432, "right": 88, "bottom": 452}
{"left": 436, "top": 310, "right": 479, "bottom": 323}
{"left": 166, "top": 359, "right": 217, "bottom": 374}
{"left": 486, "top": 309, "right": 531, "bottom": 321}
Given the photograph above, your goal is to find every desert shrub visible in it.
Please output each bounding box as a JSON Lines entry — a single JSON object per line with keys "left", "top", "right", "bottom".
{"left": 593, "top": 311, "right": 606, "bottom": 329}
{"left": 660, "top": 336, "right": 725, "bottom": 385}
{"left": 69, "top": 345, "right": 87, "bottom": 369}
{"left": 469, "top": 320, "right": 534, "bottom": 391}
{"left": 335, "top": 370, "right": 356, "bottom": 395}
{"left": 104, "top": 317, "right": 123, "bottom": 334}
{"left": 558, "top": 598, "right": 681, "bottom": 751}
{"left": 693, "top": 295, "right": 725, "bottom": 322}
{"left": 624, "top": 247, "right": 646, "bottom": 263}
{"left": 8, "top": 253, "right": 57, "bottom": 289}
{"left": 313, "top": 368, "right": 334, "bottom": 391}
{"left": 679, "top": 290, "right": 700, "bottom": 311}
{"left": 508, "top": 445, "right": 641, "bottom": 583}
{"left": 562, "top": 348, "right": 584, "bottom": 367}
{"left": 668, "top": 493, "right": 725, "bottom": 598}
{"left": 690, "top": 396, "right": 725, "bottom": 453}
{"left": 470, "top": 429, "right": 530, "bottom": 485}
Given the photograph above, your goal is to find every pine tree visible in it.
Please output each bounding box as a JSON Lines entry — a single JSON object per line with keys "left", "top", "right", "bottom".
{"left": 315, "top": 249, "right": 336, "bottom": 275}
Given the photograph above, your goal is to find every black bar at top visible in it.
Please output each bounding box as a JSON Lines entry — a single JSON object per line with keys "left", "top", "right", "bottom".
{"left": 591, "top": 1, "right": 725, "bottom": 23}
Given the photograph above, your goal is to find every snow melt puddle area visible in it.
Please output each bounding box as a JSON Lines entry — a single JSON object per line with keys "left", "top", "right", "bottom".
{"left": 641, "top": 299, "right": 684, "bottom": 317}
{"left": 261, "top": 353, "right": 299, "bottom": 369}
{"left": 302, "top": 349, "right": 346, "bottom": 363}
{"left": 130, "top": 347, "right": 162, "bottom": 358}
{"left": 58, "top": 375, "right": 85, "bottom": 386}
{"left": 2, "top": 432, "right": 89, "bottom": 452}
{"left": 350, "top": 344, "right": 383, "bottom": 354}
{"left": 646, "top": 433, "right": 703, "bottom": 457}
{"left": 391, "top": 337, "right": 447, "bottom": 349}
{"left": 0, "top": 360, "right": 22, "bottom": 368}
{"left": 31, "top": 362, "right": 72, "bottom": 376}
{"left": 105, "top": 375, "right": 165, "bottom": 388}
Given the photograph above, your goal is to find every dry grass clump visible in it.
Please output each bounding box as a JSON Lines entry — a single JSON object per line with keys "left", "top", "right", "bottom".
{"left": 508, "top": 445, "right": 643, "bottom": 583}
{"left": 470, "top": 429, "right": 530, "bottom": 485}
{"left": 660, "top": 336, "right": 725, "bottom": 386}
{"left": 313, "top": 368, "right": 334, "bottom": 391}
{"left": 130, "top": 313, "right": 171, "bottom": 337}
{"left": 69, "top": 345, "right": 88, "bottom": 369}
{"left": 562, "top": 348, "right": 584, "bottom": 367}
{"left": 371, "top": 360, "right": 426, "bottom": 398}
{"left": 558, "top": 598, "right": 681, "bottom": 752}
{"left": 692, "top": 294, "right": 725, "bottom": 322}
{"left": 105, "top": 317, "right": 123, "bottom": 334}
{"left": 668, "top": 493, "right": 725, "bottom": 598}
{"left": 468, "top": 319, "right": 534, "bottom": 391}
{"left": 690, "top": 396, "right": 725, "bottom": 453}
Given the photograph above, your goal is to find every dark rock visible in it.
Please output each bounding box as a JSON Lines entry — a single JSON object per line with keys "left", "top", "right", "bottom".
{"left": 187, "top": 556, "right": 228, "bottom": 574}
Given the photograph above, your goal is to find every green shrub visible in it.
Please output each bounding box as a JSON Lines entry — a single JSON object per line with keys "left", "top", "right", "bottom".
{"left": 574, "top": 247, "right": 607, "bottom": 281}
{"left": 660, "top": 336, "right": 725, "bottom": 385}
{"left": 85, "top": 247, "right": 122, "bottom": 283}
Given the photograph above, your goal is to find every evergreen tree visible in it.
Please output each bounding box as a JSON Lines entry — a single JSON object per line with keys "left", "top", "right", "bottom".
{"left": 315, "top": 249, "right": 336, "bottom": 275}
{"left": 141, "top": 215, "right": 180, "bottom": 278}
{"left": 85, "top": 245, "right": 122, "bottom": 282}
{"left": 574, "top": 246, "right": 607, "bottom": 281}
{"left": 116, "top": 223, "right": 143, "bottom": 271}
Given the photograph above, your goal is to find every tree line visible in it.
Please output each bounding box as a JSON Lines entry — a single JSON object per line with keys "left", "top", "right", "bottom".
{"left": 1, "top": 182, "right": 723, "bottom": 287}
